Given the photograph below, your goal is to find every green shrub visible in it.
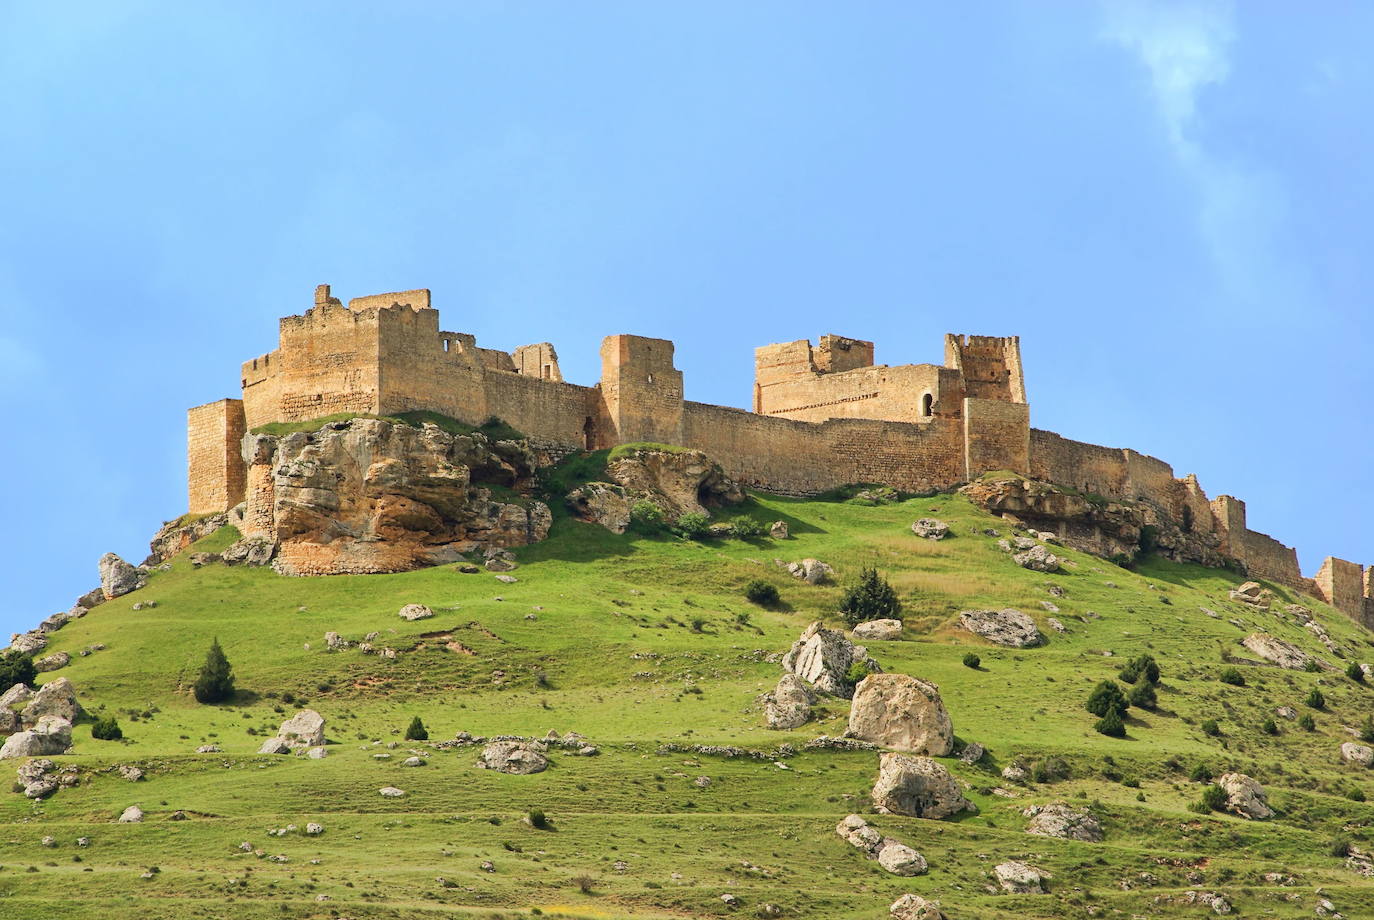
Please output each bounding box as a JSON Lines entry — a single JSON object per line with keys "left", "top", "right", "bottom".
{"left": 743, "top": 580, "right": 779, "bottom": 607}
{"left": 1299, "top": 713, "right": 1316, "bottom": 731}
{"left": 1348, "top": 661, "right": 1366, "bottom": 683}
{"left": 1085, "top": 680, "right": 1128, "bottom": 718}
{"left": 629, "top": 500, "right": 666, "bottom": 535}
{"left": 729, "top": 516, "right": 766, "bottom": 539}
{"left": 1094, "top": 708, "right": 1126, "bottom": 737}
{"left": 1329, "top": 835, "right": 1351, "bottom": 858}
{"left": 1030, "top": 756, "right": 1071, "bottom": 784}
{"left": 844, "top": 660, "right": 875, "bottom": 688}
{"left": 1199, "top": 783, "right": 1227, "bottom": 812}
{"left": 1349, "top": 787, "right": 1367, "bottom": 803}
{"left": 673, "top": 511, "right": 711, "bottom": 539}
{"left": 1127, "top": 676, "right": 1157, "bottom": 711}
{"left": 1360, "top": 716, "right": 1374, "bottom": 744}
{"left": 1189, "top": 762, "right": 1212, "bottom": 783}
{"left": 0, "top": 650, "right": 35, "bottom": 695}
{"left": 193, "top": 639, "right": 235, "bottom": 704}
{"left": 838, "top": 568, "right": 901, "bottom": 627}
{"left": 404, "top": 716, "right": 428, "bottom": 741}
{"left": 91, "top": 716, "right": 123, "bottom": 741}
{"left": 527, "top": 809, "right": 549, "bottom": 830}
{"left": 1304, "top": 659, "right": 1323, "bottom": 673}
{"left": 1119, "top": 654, "right": 1160, "bottom": 685}
{"left": 1306, "top": 688, "right": 1325, "bottom": 710}
{"left": 1201, "top": 719, "right": 1221, "bottom": 737}
{"left": 1218, "top": 668, "right": 1246, "bottom": 687}
{"left": 962, "top": 652, "right": 981, "bottom": 669}
{"left": 1261, "top": 717, "right": 1278, "bottom": 736}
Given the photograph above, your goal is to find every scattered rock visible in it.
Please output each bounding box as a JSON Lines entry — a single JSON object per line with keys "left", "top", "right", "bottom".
{"left": 484, "top": 548, "right": 518, "bottom": 572}
{"left": 306, "top": 746, "right": 327, "bottom": 759}
{"left": 1001, "top": 762, "right": 1030, "bottom": 783}
{"left": 268, "top": 709, "right": 326, "bottom": 750}
{"left": 1229, "top": 582, "right": 1268, "bottom": 607}
{"left": 305, "top": 822, "right": 324, "bottom": 836}
{"left": 1013, "top": 544, "right": 1061, "bottom": 572}
{"left": 21, "top": 677, "right": 80, "bottom": 725}
{"left": 402, "top": 756, "right": 426, "bottom": 767}
{"left": 398, "top": 604, "right": 434, "bottom": 621}
{"left": 786, "top": 558, "right": 834, "bottom": 585}
{"left": 958, "top": 608, "right": 1043, "bottom": 648}
{"left": 1024, "top": 802, "right": 1104, "bottom": 842}
{"left": 378, "top": 786, "right": 405, "bottom": 798}
{"left": 769, "top": 521, "right": 789, "bottom": 540}
{"left": 780, "top": 621, "right": 880, "bottom": 697}
{"left": 958, "top": 742, "right": 985, "bottom": 765}
{"left": 117, "top": 765, "right": 145, "bottom": 782}
{"left": 1341, "top": 742, "right": 1373, "bottom": 767}
{"left": 1046, "top": 617, "right": 1065, "bottom": 633}
{"left": 911, "top": 519, "right": 949, "bottom": 540}
{"left": 196, "top": 744, "right": 221, "bottom": 753}
{"left": 34, "top": 652, "right": 70, "bottom": 673}
{"left": 1275, "top": 706, "right": 1297, "bottom": 720}
{"left": 877, "top": 840, "right": 928, "bottom": 876}
{"left": 847, "top": 673, "right": 954, "bottom": 755}
{"left": 0, "top": 683, "right": 33, "bottom": 709}
{"left": 762, "top": 674, "right": 813, "bottom": 730}
{"left": 890, "top": 894, "right": 945, "bottom": 920}
{"left": 852, "top": 619, "right": 902, "bottom": 641}
{"left": 1242, "top": 633, "right": 1317, "bottom": 671}
{"left": 994, "top": 860, "right": 1047, "bottom": 894}
{"left": 871, "top": 752, "right": 972, "bottom": 819}
{"left": 258, "top": 737, "right": 292, "bottom": 755}
{"left": 118, "top": 805, "right": 144, "bottom": 823}
{"left": 1217, "top": 772, "right": 1273, "bottom": 820}
{"left": 99, "top": 553, "right": 145, "bottom": 599}
{"left": 477, "top": 740, "right": 548, "bottom": 774}
{"left": 0, "top": 715, "right": 73, "bottom": 758}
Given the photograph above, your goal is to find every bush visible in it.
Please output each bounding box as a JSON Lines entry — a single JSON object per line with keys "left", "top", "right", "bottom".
{"left": 1304, "top": 659, "right": 1323, "bottom": 673}
{"left": 729, "top": 516, "right": 766, "bottom": 539}
{"left": 1360, "top": 716, "right": 1374, "bottom": 744}
{"left": 193, "top": 639, "right": 235, "bottom": 704}
{"left": 1119, "top": 654, "right": 1161, "bottom": 685}
{"left": 962, "top": 652, "right": 981, "bottom": 669}
{"left": 1085, "top": 680, "right": 1128, "bottom": 718}
{"left": 527, "top": 809, "right": 549, "bottom": 830}
{"left": 1201, "top": 719, "right": 1221, "bottom": 737}
{"left": 673, "top": 511, "right": 711, "bottom": 539}
{"left": 1299, "top": 713, "right": 1316, "bottom": 731}
{"left": 572, "top": 874, "right": 595, "bottom": 894}
{"left": 1306, "top": 688, "right": 1326, "bottom": 710}
{"left": 1189, "top": 762, "right": 1212, "bottom": 783}
{"left": 744, "top": 580, "right": 779, "bottom": 607}
{"left": 1329, "top": 835, "right": 1352, "bottom": 858}
{"left": 844, "top": 660, "right": 875, "bottom": 688}
{"left": 1199, "top": 783, "right": 1227, "bottom": 812}
{"left": 91, "top": 716, "right": 123, "bottom": 741}
{"left": 1348, "top": 661, "right": 1366, "bottom": 683}
{"left": 1127, "top": 676, "right": 1157, "bottom": 711}
{"left": 1031, "top": 756, "right": 1071, "bottom": 784}
{"left": 1349, "top": 786, "right": 1367, "bottom": 802}
{"left": 628, "top": 501, "right": 666, "bottom": 535}
{"left": 0, "top": 650, "right": 35, "bottom": 695}
{"left": 1095, "top": 708, "right": 1126, "bottom": 737}
{"left": 404, "top": 716, "right": 428, "bottom": 741}
{"left": 1218, "top": 667, "right": 1246, "bottom": 687}
{"left": 838, "top": 568, "right": 901, "bottom": 627}
{"left": 1261, "top": 717, "right": 1278, "bottom": 736}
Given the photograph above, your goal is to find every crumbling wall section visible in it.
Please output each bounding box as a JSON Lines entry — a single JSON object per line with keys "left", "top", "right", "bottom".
{"left": 187, "top": 399, "right": 247, "bottom": 514}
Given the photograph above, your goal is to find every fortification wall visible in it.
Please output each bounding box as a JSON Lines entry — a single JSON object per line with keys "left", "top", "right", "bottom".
{"left": 1241, "top": 530, "right": 1308, "bottom": 591}
{"left": 945, "top": 334, "right": 1025, "bottom": 402}
{"left": 1315, "top": 557, "right": 1366, "bottom": 622}
{"left": 598, "top": 335, "right": 683, "bottom": 447}
{"left": 483, "top": 370, "right": 594, "bottom": 451}
{"left": 964, "top": 399, "right": 1030, "bottom": 476}
{"left": 374, "top": 306, "right": 489, "bottom": 424}
{"left": 1030, "top": 430, "right": 1131, "bottom": 498}
{"left": 187, "top": 399, "right": 247, "bottom": 514}
{"left": 757, "top": 363, "right": 949, "bottom": 424}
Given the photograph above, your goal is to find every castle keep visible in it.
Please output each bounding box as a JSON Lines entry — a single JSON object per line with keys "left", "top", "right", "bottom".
{"left": 188, "top": 285, "right": 1374, "bottom": 626}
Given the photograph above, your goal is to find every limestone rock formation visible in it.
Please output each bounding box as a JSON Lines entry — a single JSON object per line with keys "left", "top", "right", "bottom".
{"left": 911, "top": 518, "right": 949, "bottom": 540}
{"left": 762, "top": 673, "right": 813, "bottom": 730}
{"left": 786, "top": 558, "right": 834, "bottom": 584}
{"left": 118, "top": 805, "right": 144, "bottom": 823}
{"left": 34, "top": 652, "right": 70, "bottom": 673}
{"left": 994, "top": 860, "right": 1047, "bottom": 894}
{"left": 1023, "top": 802, "right": 1104, "bottom": 842}
{"left": 1242, "top": 633, "right": 1317, "bottom": 670}
{"left": 871, "top": 752, "right": 972, "bottom": 819}
{"left": 259, "top": 709, "right": 325, "bottom": 753}
{"left": 567, "top": 447, "right": 743, "bottom": 532}
{"left": 398, "top": 604, "right": 434, "bottom": 621}
{"left": 834, "top": 814, "right": 928, "bottom": 877}
{"left": 958, "top": 608, "right": 1043, "bottom": 647}
{"left": 1341, "top": 742, "right": 1373, "bottom": 767}
{"left": 781, "top": 621, "right": 880, "bottom": 697}
{"left": 876, "top": 841, "right": 928, "bottom": 876}
{"left": 99, "top": 553, "right": 145, "bottom": 600}
{"left": 1230, "top": 582, "right": 1269, "bottom": 607}
{"left": 477, "top": 740, "right": 549, "bottom": 774}
{"left": 145, "top": 509, "right": 237, "bottom": 565}
{"left": 889, "top": 894, "right": 945, "bottom": 920}
{"left": 1217, "top": 772, "right": 1273, "bottom": 820}
{"left": 565, "top": 483, "right": 633, "bottom": 533}
{"left": 1013, "top": 544, "right": 1061, "bottom": 573}
{"left": 847, "top": 673, "right": 954, "bottom": 755}
{"left": 0, "top": 715, "right": 73, "bottom": 759}
{"left": 241, "top": 419, "right": 552, "bottom": 577}
{"left": 769, "top": 521, "right": 789, "bottom": 540}
{"left": 852, "top": 619, "right": 903, "bottom": 641}
{"left": 21, "top": 678, "right": 80, "bottom": 726}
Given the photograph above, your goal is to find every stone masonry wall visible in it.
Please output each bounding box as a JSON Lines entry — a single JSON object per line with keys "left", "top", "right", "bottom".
{"left": 187, "top": 399, "right": 247, "bottom": 514}
{"left": 963, "top": 399, "right": 1030, "bottom": 477}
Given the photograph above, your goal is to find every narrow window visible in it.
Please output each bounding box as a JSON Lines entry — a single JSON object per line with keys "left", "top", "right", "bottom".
{"left": 443, "top": 338, "right": 450, "bottom": 353}
{"left": 542, "top": 364, "right": 551, "bottom": 379}
{"left": 582, "top": 416, "right": 596, "bottom": 450}
{"left": 921, "top": 393, "right": 934, "bottom": 417}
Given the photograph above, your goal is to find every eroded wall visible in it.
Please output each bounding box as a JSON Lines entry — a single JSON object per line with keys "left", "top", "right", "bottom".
{"left": 187, "top": 399, "right": 247, "bottom": 514}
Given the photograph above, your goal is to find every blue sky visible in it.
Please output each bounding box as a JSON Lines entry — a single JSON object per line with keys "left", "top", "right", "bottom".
{"left": 1, "top": 2, "right": 1370, "bottom": 633}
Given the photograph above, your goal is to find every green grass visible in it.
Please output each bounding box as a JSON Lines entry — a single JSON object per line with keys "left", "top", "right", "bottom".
{"left": 6, "top": 490, "right": 1374, "bottom": 918}
{"left": 250, "top": 411, "right": 525, "bottom": 441}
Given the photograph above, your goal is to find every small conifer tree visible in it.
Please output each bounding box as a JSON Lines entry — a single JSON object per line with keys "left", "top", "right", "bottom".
{"left": 1095, "top": 708, "right": 1126, "bottom": 737}
{"left": 405, "top": 716, "right": 428, "bottom": 741}
{"left": 1086, "top": 680, "right": 1129, "bottom": 718}
{"left": 838, "top": 568, "right": 901, "bottom": 627}
{"left": 0, "top": 649, "right": 35, "bottom": 695}
{"left": 193, "top": 638, "right": 235, "bottom": 704}
{"left": 1128, "top": 675, "right": 1157, "bottom": 711}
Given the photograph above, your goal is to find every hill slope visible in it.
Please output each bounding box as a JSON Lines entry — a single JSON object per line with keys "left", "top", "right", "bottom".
{"left": 4, "top": 488, "right": 1374, "bottom": 919}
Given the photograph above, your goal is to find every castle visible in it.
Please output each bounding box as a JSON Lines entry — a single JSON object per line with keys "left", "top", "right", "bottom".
{"left": 187, "top": 284, "right": 1374, "bottom": 627}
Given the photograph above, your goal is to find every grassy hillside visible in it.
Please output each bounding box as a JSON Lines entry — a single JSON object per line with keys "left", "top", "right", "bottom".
{"left": 4, "top": 489, "right": 1374, "bottom": 919}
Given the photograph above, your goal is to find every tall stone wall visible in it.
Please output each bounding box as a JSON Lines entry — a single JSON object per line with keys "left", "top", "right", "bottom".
{"left": 964, "top": 399, "right": 1030, "bottom": 476}
{"left": 756, "top": 362, "right": 951, "bottom": 424}
{"left": 187, "top": 399, "right": 247, "bottom": 514}
{"left": 597, "top": 335, "right": 683, "bottom": 447}
{"left": 944, "top": 334, "right": 1025, "bottom": 402}
{"left": 1315, "top": 557, "right": 1368, "bottom": 627}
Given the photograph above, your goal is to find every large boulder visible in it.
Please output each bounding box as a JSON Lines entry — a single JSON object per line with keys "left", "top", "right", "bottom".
{"left": 1341, "top": 742, "right": 1374, "bottom": 767}
{"left": 0, "top": 683, "right": 33, "bottom": 710}
{"left": 604, "top": 448, "right": 744, "bottom": 518}
{"left": 398, "top": 604, "right": 434, "bottom": 621}
{"left": 477, "top": 740, "right": 548, "bottom": 774}
{"left": 781, "top": 621, "right": 880, "bottom": 697}
{"left": 911, "top": 519, "right": 949, "bottom": 540}
{"left": 994, "top": 860, "right": 1047, "bottom": 894}
{"left": 8, "top": 632, "right": 46, "bottom": 656}
{"left": 565, "top": 483, "right": 634, "bottom": 534}
{"left": 99, "top": 553, "right": 144, "bottom": 599}
{"left": 762, "top": 674, "right": 813, "bottom": 730}
{"left": 21, "top": 678, "right": 79, "bottom": 726}
{"left": 268, "top": 709, "right": 325, "bottom": 750}
{"left": 1012, "top": 544, "right": 1060, "bottom": 572}
{"left": 847, "top": 673, "right": 954, "bottom": 755}
{"left": 1230, "top": 581, "right": 1268, "bottom": 606}
{"left": 871, "top": 752, "right": 972, "bottom": 819}
{"left": 835, "top": 813, "right": 884, "bottom": 854}
{"left": 1241, "top": 633, "right": 1316, "bottom": 671}
{"left": 1218, "top": 772, "right": 1273, "bottom": 820}
{"left": 0, "top": 715, "right": 73, "bottom": 758}
{"left": 958, "top": 608, "right": 1043, "bottom": 648}
{"left": 786, "top": 559, "right": 834, "bottom": 584}
{"left": 889, "top": 894, "right": 945, "bottom": 920}
{"left": 34, "top": 652, "right": 70, "bottom": 673}
{"left": 834, "top": 815, "right": 928, "bottom": 877}
{"left": 852, "top": 619, "right": 903, "bottom": 641}
{"left": 1023, "top": 802, "right": 1104, "bottom": 842}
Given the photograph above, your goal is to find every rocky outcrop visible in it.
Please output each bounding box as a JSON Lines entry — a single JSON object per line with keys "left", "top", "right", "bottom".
{"left": 1242, "top": 633, "right": 1319, "bottom": 671}
{"left": 962, "top": 475, "right": 1229, "bottom": 568}
{"left": 398, "top": 604, "right": 434, "bottom": 621}
{"left": 994, "top": 860, "right": 1047, "bottom": 894}
{"left": 1341, "top": 742, "right": 1373, "bottom": 767}
{"left": 835, "top": 815, "right": 928, "bottom": 876}
{"left": 890, "top": 894, "right": 945, "bottom": 920}
{"left": 1230, "top": 581, "right": 1269, "bottom": 607}
{"left": 240, "top": 419, "right": 552, "bottom": 577}
{"left": 852, "top": 619, "right": 902, "bottom": 641}
{"left": 786, "top": 559, "right": 834, "bottom": 584}
{"left": 145, "top": 509, "right": 237, "bottom": 565}
{"left": 1024, "top": 802, "right": 1104, "bottom": 842}
{"left": 847, "top": 673, "right": 954, "bottom": 755}
{"left": 99, "top": 553, "right": 145, "bottom": 599}
{"left": 21, "top": 678, "right": 79, "bottom": 726}
{"left": 259, "top": 710, "right": 325, "bottom": 754}
{"left": 567, "top": 447, "right": 743, "bottom": 532}
{"left": 781, "top": 621, "right": 880, "bottom": 697}
{"left": 1218, "top": 772, "right": 1273, "bottom": 820}
{"left": 34, "top": 652, "right": 70, "bottom": 673}
{"left": 477, "top": 740, "right": 548, "bottom": 774}
{"left": 871, "top": 752, "right": 972, "bottom": 819}
{"left": 958, "top": 608, "right": 1043, "bottom": 647}
{"left": 911, "top": 519, "right": 949, "bottom": 540}
{"left": 762, "top": 674, "right": 813, "bottom": 730}
{"left": 1013, "top": 544, "right": 1061, "bottom": 572}
{"left": 0, "top": 715, "right": 73, "bottom": 759}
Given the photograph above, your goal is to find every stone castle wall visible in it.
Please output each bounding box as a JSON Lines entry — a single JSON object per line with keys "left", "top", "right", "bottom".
{"left": 186, "top": 284, "right": 1369, "bottom": 628}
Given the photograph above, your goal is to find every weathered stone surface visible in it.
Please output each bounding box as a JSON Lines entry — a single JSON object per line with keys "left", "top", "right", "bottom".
{"left": 258, "top": 737, "right": 292, "bottom": 755}
{"left": 8, "top": 632, "right": 46, "bottom": 656}
{"left": 994, "top": 860, "right": 1047, "bottom": 894}
{"left": 477, "top": 740, "right": 548, "bottom": 774}
{"left": 836, "top": 815, "right": 928, "bottom": 876}
{"left": 221, "top": 536, "right": 276, "bottom": 567}
{"left": 835, "top": 813, "right": 884, "bottom": 855}
{"left": 781, "top": 621, "right": 880, "bottom": 697}
{"left": 1341, "top": 742, "right": 1373, "bottom": 767}
{"left": 21, "top": 678, "right": 79, "bottom": 725}
{"left": 770, "top": 521, "right": 789, "bottom": 540}
{"left": 1001, "top": 762, "right": 1030, "bottom": 782}
{"left": 145, "top": 510, "right": 233, "bottom": 565}
{"left": 794, "top": 558, "right": 834, "bottom": 584}
{"left": 1218, "top": 772, "right": 1273, "bottom": 820}
{"left": 1230, "top": 582, "right": 1267, "bottom": 606}
{"left": 762, "top": 673, "right": 813, "bottom": 730}
{"left": 1013, "top": 544, "right": 1061, "bottom": 573}
{"left": 958, "top": 608, "right": 1042, "bottom": 648}
{"left": 847, "top": 673, "right": 954, "bottom": 755}
{"left": 606, "top": 448, "right": 745, "bottom": 518}
{"left": 1024, "top": 802, "right": 1104, "bottom": 842}
{"left": 871, "top": 752, "right": 972, "bottom": 819}
{"left": 889, "top": 894, "right": 945, "bottom": 920}
{"left": 246, "top": 419, "right": 552, "bottom": 577}
{"left": 118, "top": 804, "right": 144, "bottom": 823}
{"left": 911, "top": 518, "right": 949, "bottom": 540}
{"left": 34, "top": 652, "right": 70, "bottom": 673}
{"left": 877, "top": 840, "right": 928, "bottom": 876}
{"left": 565, "top": 483, "right": 633, "bottom": 533}
{"left": 99, "top": 553, "right": 144, "bottom": 599}
{"left": 274, "top": 709, "right": 325, "bottom": 749}
{"left": 398, "top": 604, "right": 434, "bottom": 621}
{"left": 852, "top": 619, "right": 903, "bottom": 641}
{"left": 1242, "top": 633, "right": 1315, "bottom": 670}
{"left": 0, "top": 683, "right": 33, "bottom": 709}
{"left": 0, "top": 716, "right": 72, "bottom": 759}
